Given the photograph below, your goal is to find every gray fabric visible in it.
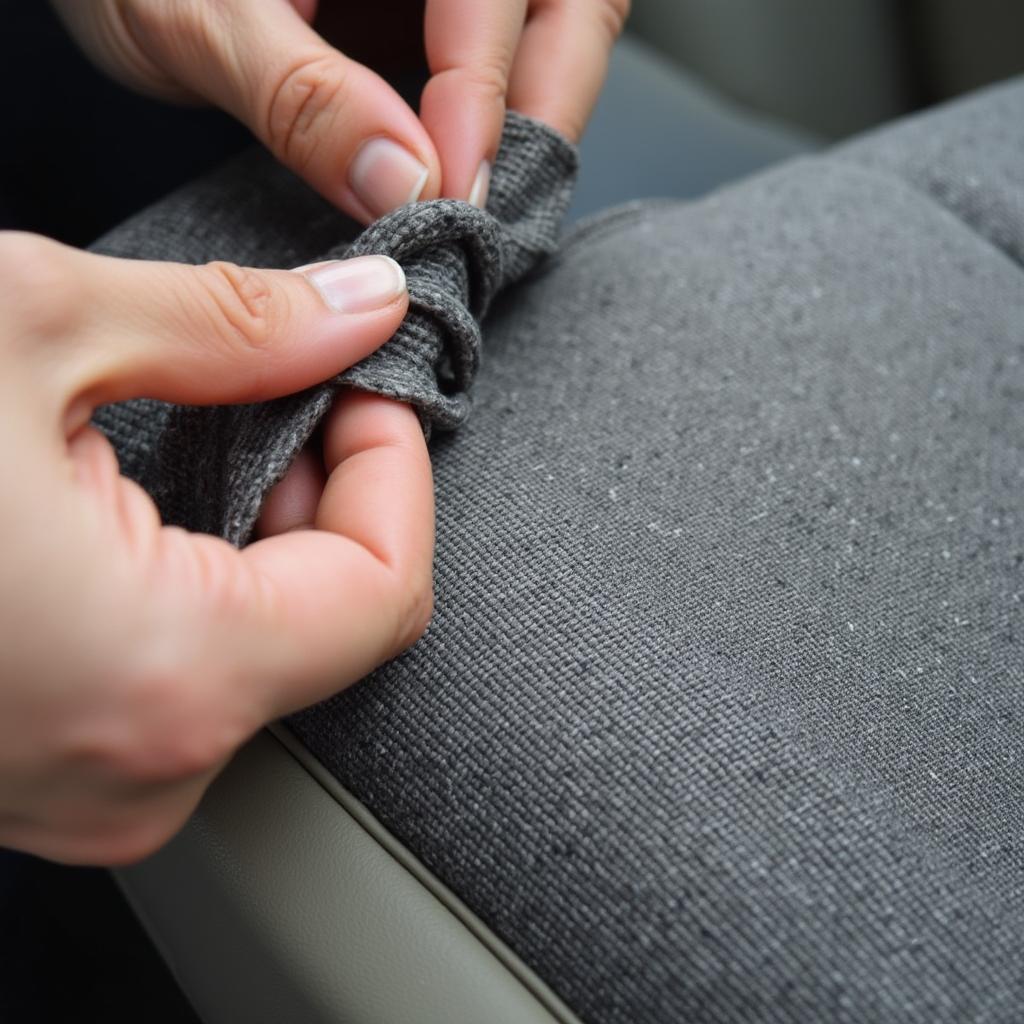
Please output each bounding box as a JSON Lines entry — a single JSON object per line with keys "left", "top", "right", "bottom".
{"left": 92, "top": 112, "right": 576, "bottom": 545}
{"left": 569, "top": 34, "right": 815, "bottom": 221}
{"left": 96, "top": 77, "right": 1023, "bottom": 1022}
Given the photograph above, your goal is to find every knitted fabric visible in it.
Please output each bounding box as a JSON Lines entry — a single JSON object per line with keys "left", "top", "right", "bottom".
{"left": 91, "top": 112, "right": 577, "bottom": 544}
{"left": 94, "top": 80, "right": 1024, "bottom": 1022}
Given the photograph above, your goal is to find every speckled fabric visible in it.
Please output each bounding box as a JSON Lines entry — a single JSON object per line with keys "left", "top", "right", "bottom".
{"left": 91, "top": 112, "right": 577, "bottom": 544}
{"left": 102, "top": 78, "right": 1023, "bottom": 1022}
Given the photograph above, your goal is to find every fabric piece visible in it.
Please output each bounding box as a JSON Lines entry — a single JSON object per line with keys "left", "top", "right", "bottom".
{"left": 286, "top": 80, "right": 1024, "bottom": 1022}
{"left": 95, "top": 77, "right": 1024, "bottom": 1022}
{"left": 569, "top": 34, "right": 815, "bottom": 221}
{"left": 92, "top": 113, "right": 577, "bottom": 545}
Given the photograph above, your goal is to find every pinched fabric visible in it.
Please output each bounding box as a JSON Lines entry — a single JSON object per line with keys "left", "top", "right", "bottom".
{"left": 92, "top": 112, "right": 577, "bottom": 545}
{"left": 93, "top": 77, "right": 1024, "bottom": 1024}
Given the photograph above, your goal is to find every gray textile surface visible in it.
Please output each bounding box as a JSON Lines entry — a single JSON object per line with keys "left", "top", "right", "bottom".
{"left": 91, "top": 113, "right": 576, "bottom": 545}
{"left": 569, "top": 33, "right": 815, "bottom": 221}
{"left": 97, "top": 78, "right": 1023, "bottom": 1022}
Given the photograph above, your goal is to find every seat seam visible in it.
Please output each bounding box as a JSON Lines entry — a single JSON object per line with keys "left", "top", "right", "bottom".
{"left": 267, "top": 722, "right": 584, "bottom": 1024}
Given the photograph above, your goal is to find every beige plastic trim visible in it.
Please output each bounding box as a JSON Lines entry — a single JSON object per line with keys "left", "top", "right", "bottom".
{"left": 115, "top": 726, "right": 581, "bottom": 1024}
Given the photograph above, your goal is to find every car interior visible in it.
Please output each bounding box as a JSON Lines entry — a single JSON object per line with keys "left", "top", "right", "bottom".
{"left": 3, "top": 2, "right": 1023, "bottom": 1022}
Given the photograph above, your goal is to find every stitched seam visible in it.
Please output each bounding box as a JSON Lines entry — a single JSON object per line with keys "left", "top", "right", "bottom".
{"left": 267, "top": 722, "right": 585, "bottom": 1024}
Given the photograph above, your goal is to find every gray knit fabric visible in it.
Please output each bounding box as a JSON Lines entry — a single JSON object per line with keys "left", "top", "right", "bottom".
{"left": 97, "top": 79, "right": 1023, "bottom": 1022}
{"left": 91, "top": 113, "right": 576, "bottom": 544}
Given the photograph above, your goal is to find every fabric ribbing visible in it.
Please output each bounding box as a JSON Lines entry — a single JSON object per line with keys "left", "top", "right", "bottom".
{"left": 91, "top": 112, "right": 577, "bottom": 544}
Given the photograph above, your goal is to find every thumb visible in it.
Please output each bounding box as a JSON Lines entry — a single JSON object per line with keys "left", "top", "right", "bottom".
{"left": 112, "top": 0, "right": 442, "bottom": 222}
{"left": 0, "top": 234, "right": 407, "bottom": 414}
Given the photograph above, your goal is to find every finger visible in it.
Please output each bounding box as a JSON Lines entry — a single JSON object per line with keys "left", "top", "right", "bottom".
{"left": 318, "top": 392, "right": 434, "bottom": 580}
{"left": 79, "top": 394, "right": 430, "bottom": 786}
{"left": 254, "top": 444, "right": 327, "bottom": 537}
{"left": 116, "top": 0, "right": 442, "bottom": 221}
{"left": 420, "top": 0, "right": 528, "bottom": 204}
{"left": 508, "top": 0, "right": 629, "bottom": 143}
{"left": 0, "top": 234, "right": 408, "bottom": 415}
{"left": 229, "top": 392, "right": 434, "bottom": 716}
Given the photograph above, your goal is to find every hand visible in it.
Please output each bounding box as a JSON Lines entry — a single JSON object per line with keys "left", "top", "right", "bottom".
{"left": 51, "top": 0, "right": 629, "bottom": 219}
{"left": 0, "top": 233, "right": 434, "bottom": 865}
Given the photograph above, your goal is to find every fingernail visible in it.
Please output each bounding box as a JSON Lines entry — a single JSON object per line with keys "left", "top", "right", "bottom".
{"left": 297, "top": 255, "right": 406, "bottom": 313}
{"left": 468, "top": 160, "right": 491, "bottom": 209}
{"left": 349, "top": 138, "right": 429, "bottom": 218}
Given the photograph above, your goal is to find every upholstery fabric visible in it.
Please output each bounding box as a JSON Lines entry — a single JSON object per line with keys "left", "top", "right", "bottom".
{"left": 95, "top": 79, "right": 1024, "bottom": 1023}
{"left": 567, "top": 34, "right": 814, "bottom": 221}
{"left": 92, "top": 113, "right": 577, "bottom": 545}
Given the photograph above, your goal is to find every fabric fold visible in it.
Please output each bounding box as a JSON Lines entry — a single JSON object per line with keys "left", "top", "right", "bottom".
{"left": 92, "top": 112, "right": 578, "bottom": 545}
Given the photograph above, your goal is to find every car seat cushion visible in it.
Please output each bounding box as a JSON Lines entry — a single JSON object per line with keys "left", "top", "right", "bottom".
{"left": 95, "top": 79, "right": 1024, "bottom": 1022}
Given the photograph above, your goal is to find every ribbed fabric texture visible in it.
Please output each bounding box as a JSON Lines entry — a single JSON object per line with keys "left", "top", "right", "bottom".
{"left": 95, "top": 80, "right": 1024, "bottom": 1022}
{"left": 92, "top": 113, "right": 577, "bottom": 544}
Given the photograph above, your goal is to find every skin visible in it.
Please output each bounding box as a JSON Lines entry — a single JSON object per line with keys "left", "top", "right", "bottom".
{"left": 0, "top": 238, "right": 432, "bottom": 864}
{"left": 51, "top": 0, "right": 629, "bottom": 210}
{"left": 3, "top": 0, "right": 627, "bottom": 865}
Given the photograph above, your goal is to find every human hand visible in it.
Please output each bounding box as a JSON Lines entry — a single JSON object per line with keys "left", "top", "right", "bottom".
{"left": 51, "top": 0, "right": 628, "bottom": 219}
{"left": 0, "top": 234, "right": 434, "bottom": 865}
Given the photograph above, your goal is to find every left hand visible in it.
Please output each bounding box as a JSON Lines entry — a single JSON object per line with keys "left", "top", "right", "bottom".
{"left": 0, "top": 234, "right": 433, "bottom": 864}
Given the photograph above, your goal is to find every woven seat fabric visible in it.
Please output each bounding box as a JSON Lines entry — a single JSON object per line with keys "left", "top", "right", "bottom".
{"left": 96, "top": 80, "right": 1024, "bottom": 1023}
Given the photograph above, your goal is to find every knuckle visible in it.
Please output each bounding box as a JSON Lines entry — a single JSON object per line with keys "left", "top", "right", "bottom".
{"left": 595, "top": 0, "right": 630, "bottom": 38}
{"left": 94, "top": 672, "right": 236, "bottom": 785}
{"left": 264, "top": 53, "right": 349, "bottom": 171}
{"left": 0, "top": 232, "right": 79, "bottom": 338}
{"left": 88, "top": 0, "right": 213, "bottom": 98}
{"left": 393, "top": 565, "right": 434, "bottom": 652}
{"left": 172, "top": 530, "right": 269, "bottom": 628}
{"left": 197, "top": 260, "right": 287, "bottom": 353}
{"left": 136, "top": 699, "right": 237, "bottom": 781}
{"left": 89, "top": 827, "right": 164, "bottom": 868}
{"left": 125, "top": 0, "right": 212, "bottom": 40}
{"left": 92, "top": 813, "right": 189, "bottom": 867}
{"left": 103, "top": 639, "right": 252, "bottom": 786}
{"left": 461, "top": 58, "right": 509, "bottom": 106}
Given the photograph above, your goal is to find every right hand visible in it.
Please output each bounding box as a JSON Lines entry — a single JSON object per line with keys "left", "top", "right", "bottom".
{"left": 0, "top": 232, "right": 434, "bottom": 866}
{"left": 51, "top": 0, "right": 628, "bottom": 223}
{"left": 52, "top": 0, "right": 445, "bottom": 224}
